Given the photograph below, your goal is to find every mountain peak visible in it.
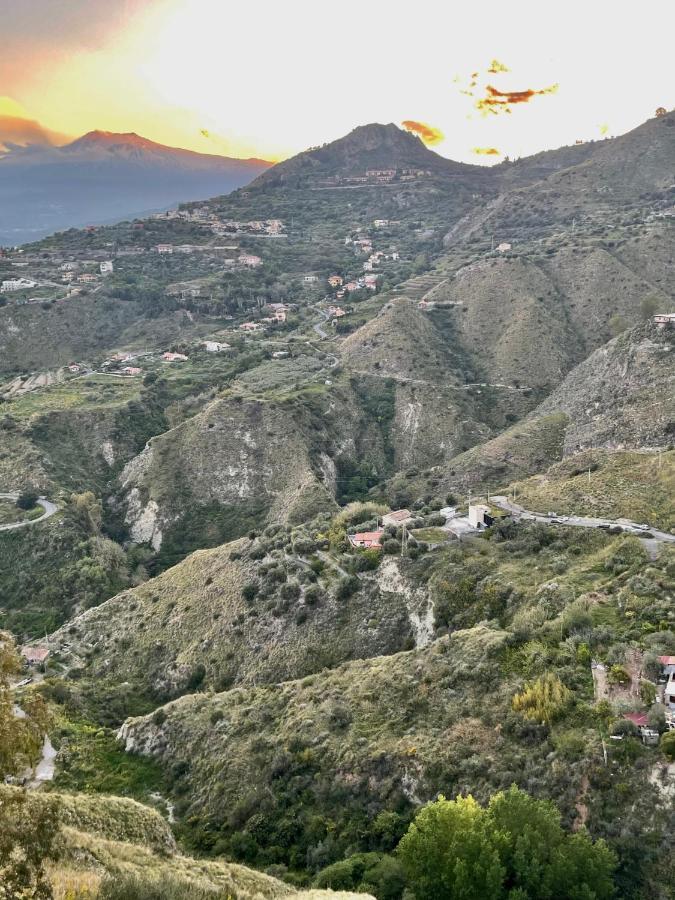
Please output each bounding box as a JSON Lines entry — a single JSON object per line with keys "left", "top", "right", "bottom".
{"left": 249, "top": 121, "right": 472, "bottom": 191}
{"left": 69, "top": 130, "right": 166, "bottom": 151}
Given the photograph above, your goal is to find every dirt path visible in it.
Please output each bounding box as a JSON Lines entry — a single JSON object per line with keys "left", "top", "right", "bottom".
{"left": 573, "top": 774, "right": 590, "bottom": 831}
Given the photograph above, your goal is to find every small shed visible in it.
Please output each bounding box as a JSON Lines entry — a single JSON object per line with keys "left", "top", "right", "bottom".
{"left": 21, "top": 646, "right": 50, "bottom": 666}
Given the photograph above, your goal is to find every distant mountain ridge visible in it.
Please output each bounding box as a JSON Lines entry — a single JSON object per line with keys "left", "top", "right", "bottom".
{"left": 0, "top": 129, "right": 271, "bottom": 244}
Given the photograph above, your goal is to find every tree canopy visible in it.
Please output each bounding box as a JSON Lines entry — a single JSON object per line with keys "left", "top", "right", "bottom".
{"left": 398, "top": 787, "right": 615, "bottom": 900}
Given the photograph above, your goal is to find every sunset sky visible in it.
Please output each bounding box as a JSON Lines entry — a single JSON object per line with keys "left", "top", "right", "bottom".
{"left": 3, "top": 0, "right": 675, "bottom": 163}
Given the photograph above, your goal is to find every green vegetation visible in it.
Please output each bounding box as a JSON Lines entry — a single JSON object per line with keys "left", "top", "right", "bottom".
{"left": 511, "top": 673, "right": 573, "bottom": 724}
{"left": 398, "top": 788, "right": 615, "bottom": 900}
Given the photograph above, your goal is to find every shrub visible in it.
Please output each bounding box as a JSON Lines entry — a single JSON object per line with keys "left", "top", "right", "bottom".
{"left": 660, "top": 730, "right": 675, "bottom": 761}
{"left": 607, "top": 665, "right": 630, "bottom": 685}
{"left": 512, "top": 673, "right": 572, "bottom": 724}
{"left": 16, "top": 491, "right": 39, "bottom": 511}
{"left": 334, "top": 576, "right": 359, "bottom": 599}
{"left": 98, "top": 872, "right": 222, "bottom": 899}
{"left": 304, "top": 586, "right": 322, "bottom": 606}
{"left": 241, "top": 582, "right": 258, "bottom": 602}
{"left": 280, "top": 581, "right": 301, "bottom": 601}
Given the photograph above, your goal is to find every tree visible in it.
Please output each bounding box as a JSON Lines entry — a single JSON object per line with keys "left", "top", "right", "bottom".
{"left": 0, "top": 635, "right": 59, "bottom": 898}
{"left": 397, "top": 795, "right": 504, "bottom": 900}
{"left": 660, "top": 730, "right": 675, "bottom": 761}
{"left": 512, "top": 673, "right": 572, "bottom": 724}
{"left": 398, "top": 789, "right": 615, "bottom": 900}
{"left": 16, "top": 491, "right": 39, "bottom": 511}
{"left": 608, "top": 314, "right": 628, "bottom": 337}
{"left": 640, "top": 293, "right": 660, "bottom": 321}
{"left": 0, "top": 787, "right": 60, "bottom": 900}
{"left": 0, "top": 632, "right": 49, "bottom": 779}
{"left": 487, "top": 786, "right": 615, "bottom": 899}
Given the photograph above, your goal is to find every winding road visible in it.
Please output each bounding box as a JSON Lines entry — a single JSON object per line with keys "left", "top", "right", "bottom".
{"left": 490, "top": 496, "right": 675, "bottom": 544}
{"left": 0, "top": 493, "right": 59, "bottom": 531}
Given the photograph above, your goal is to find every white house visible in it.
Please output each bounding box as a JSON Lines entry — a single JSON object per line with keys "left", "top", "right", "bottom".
{"left": 203, "top": 341, "right": 231, "bottom": 352}
{"left": 1, "top": 277, "right": 37, "bottom": 292}
{"left": 303, "top": 274, "right": 319, "bottom": 283}
{"left": 496, "top": 242, "right": 512, "bottom": 253}
{"left": 156, "top": 244, "right": 174, "bottom": 254}
{"left": 100, "top": 261, "right": 114, "bottom": 275}
{"left": 653, "top": 313, "right": 675, "bottom": 328}
{"left": 661, "top": 657, "right": 675, "bottom": 709}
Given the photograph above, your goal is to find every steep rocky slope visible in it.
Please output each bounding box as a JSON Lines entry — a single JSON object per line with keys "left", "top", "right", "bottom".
{"left": 390, "top": 320, "right": 674, "bottom": 503}
{"left": 48, "top": 535, "right": 425, "bottom": 699}
{"left": 116, "top": 379, "right": 401, "bottom": 563}
{"left": 434, "top": 227, "right": 672, "bottom": 386}
{"left": 534, "top": 321, "right": 675, "bottom": 453}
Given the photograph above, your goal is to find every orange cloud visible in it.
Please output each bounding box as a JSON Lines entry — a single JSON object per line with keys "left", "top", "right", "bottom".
{"left": 476, "top": 83, "right": 559, "bottom": 115}
{"left": 401, "top": 120, "right": 444, "bottom": 145}
{"left": 472, "top": 146, "right": 501, "bottom": 156}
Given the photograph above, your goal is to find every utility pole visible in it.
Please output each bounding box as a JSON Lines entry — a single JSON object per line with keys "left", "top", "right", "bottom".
{"left": 491, "top": 235, "right": 495, "bottom": 252}
{"left": 588, "top": 466, "right": 592, "bottom": 484}
{"left": 401, "top": 524, "right": 408, "bottom": 556}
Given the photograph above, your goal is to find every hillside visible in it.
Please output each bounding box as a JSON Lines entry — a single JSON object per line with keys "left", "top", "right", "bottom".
{"left": 446, "top": 109, "right": 675, "bottom": 244}
{"left": 3, "top": 111, "right": 675, "bottom": 900}
{"left": 115, "top": 377, "right": 399, "bottom": 564}
{"left": 48, "top": 533, "right": 421, "bottom": 700}
{"left": 534, "top": 320, "right": 675, "bottom": 452}
{"left": 3, "top": 786, "right": 367, "bottom": 899}
{"left": 395, "top": 320, "right": 675, "bottom": 506}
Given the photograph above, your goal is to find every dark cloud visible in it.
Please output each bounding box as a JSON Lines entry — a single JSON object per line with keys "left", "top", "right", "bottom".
{"left": 476, "top": 83, "right": 559, "bottom": 115}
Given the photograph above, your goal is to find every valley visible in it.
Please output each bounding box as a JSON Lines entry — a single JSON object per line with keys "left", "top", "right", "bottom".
{"left": 1, "top": 112, "right": 674, "bottom": 899}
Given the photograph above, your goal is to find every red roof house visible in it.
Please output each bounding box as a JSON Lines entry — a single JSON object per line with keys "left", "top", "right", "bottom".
{"left": 348, "top": 531, "right": 384, "bottom": 550}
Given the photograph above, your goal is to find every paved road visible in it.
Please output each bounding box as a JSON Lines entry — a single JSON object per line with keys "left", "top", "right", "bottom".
{"left": 491, "top": 496, "right": 675, "bottom": 544}
{"left": 0, "top": 493, "right": 59, "bottom": 531}
{"left": 313, "top": 306, "right": 330, "bottom": 339}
